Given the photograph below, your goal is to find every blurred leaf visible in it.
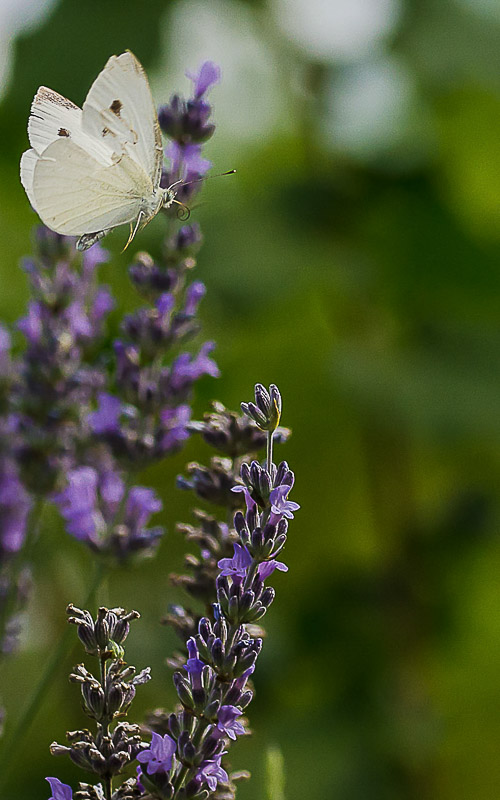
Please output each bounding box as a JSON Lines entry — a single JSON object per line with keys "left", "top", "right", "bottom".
{"left": 266, "top": 744, "right": 286, "bottom": 800}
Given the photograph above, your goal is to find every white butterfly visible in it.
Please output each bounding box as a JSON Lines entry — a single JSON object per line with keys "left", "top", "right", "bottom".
{"left": 20, "top": 51, "right": 180, "bottom": 251}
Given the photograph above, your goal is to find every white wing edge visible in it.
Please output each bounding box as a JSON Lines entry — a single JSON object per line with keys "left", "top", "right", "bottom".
{"left": 20, "top": 149, "right": 38, "bottom": 208}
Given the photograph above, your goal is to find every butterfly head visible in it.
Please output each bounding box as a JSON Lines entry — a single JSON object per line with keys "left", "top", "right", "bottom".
{"left": 162, "top": 185, "right": 191, "bottom": 220}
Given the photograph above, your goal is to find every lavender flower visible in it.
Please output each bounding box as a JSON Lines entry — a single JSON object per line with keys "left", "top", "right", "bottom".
{"left": 48, "top": 606, "right": 149, "bottom": 800}
{"left": 146, "top": 384, "right": 297, "bottom": 798}
{"left": 269, "top": 484, "right": 300, "bottom": 522}
{"left": 89, "top": 78, "right": 220, "bottom": 473}
{"left": 159, "top": 62, "right": 219, "bottom": 205}
{"left": 198, "top": 755, "right": 229, "bottom": 793}
{"left": 46, "top": 777, "right": 73, "bottom": 800}
{"left": 217, "top": 543, "right": 252, "bottom": 579}
{"left": 215, "top": 706, "right": 245, "bottom": 741}
{"left": 137, "top": 732, "right": 176, "bottom": 775}
{"left": 53, "top": 466, "right": 163, "bottom": 560}
{"left": 14, "top": 229, "right": 113, "bottom": 496}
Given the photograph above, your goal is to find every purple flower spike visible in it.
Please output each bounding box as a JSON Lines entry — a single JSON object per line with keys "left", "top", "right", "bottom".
{"left": 17, "top": 301, "right": 42, "bottom": 344}
{"left": 82, "top": 241, "right": 109, "bottom": 273}
{"left": 0, "top": 462, "right": 32, "bottom": 553}
{"left": 65, "top": 300, "right": 92, "bottom": 339}
{"left": 217, "top": 542, "right": 252, "bottom": 578}
{"left": 216, "top": 705, "right": 245, "bottom": 740}
{"left": 198, "top": 754, "right": 229, "bottom": 792}
{"left": 126, "top": 487, "right": 162, "bottom": 530}
{"left": 53, "top": 467, "right": 99, "bottom": 542}
{"left": 184, "top": 281, "right": 206, "bottom": 316}
{"left": 46, "top": 777, "right": 72, "bottom": 800}
{"left": 137, "top": 731, "right": 176, "bottom": 775}
{"left": 187, "top": 61, "right": 221, "bottom": 98}
{"left": 88, "top": 393, "right": 123, "bottom": 435}
{"left": 91, "top": 287, "right": 114, "bottom": 324}
{"left": 258, "top": 559, "right": 288, "bottom": 581}
{"left": 160, "top": 404, "right": 191, "bottom": 453}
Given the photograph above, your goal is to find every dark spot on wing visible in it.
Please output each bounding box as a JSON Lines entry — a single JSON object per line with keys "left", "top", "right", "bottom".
{"left": 102, "top": 127, "right": 110, "bottom": 136}
{"left": 58, "top": 127, "right": 70, "bottom": 137}
{"left": 110, "top": 99, "right": 122, "bottom": 116}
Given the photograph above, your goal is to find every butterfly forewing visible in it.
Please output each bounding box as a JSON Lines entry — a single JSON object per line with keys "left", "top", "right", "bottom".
{"left": 31, "top": 139, "right": 152, "bottom": 236}
{"left": 82, "top": 51, "right": 162, "bottom": 186}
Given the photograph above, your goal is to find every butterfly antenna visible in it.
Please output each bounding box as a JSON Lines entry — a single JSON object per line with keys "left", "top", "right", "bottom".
{"left": 167, "top": 169, "right": 236, "bottom": 193}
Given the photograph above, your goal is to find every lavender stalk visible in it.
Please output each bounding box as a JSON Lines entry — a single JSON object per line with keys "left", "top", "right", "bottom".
{"left": 141, "top": 384, "right": 298, "bottom": 799}
{"left": 47, "top": 605, "right": 149, "bottom": 800}
{"left": 0, "top": 58, "right": 223, "bottom": 766}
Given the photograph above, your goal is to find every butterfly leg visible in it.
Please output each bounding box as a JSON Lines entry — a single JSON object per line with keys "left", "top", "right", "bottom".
{"left": 76, "top": 230, "right": 108, "bottom": 251}
{"left": 122, "top": 212, "right": 145, "bottom": 253}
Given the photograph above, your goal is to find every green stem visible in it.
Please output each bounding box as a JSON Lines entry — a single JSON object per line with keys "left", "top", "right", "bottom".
{"left": 172, "top": 764, "right": 189, "bottom": 796}
{"left": 0, "top": 497, "right": 45, "bottom": 656}
{"left": 99, "top": 655, "right": 113, "bottom": 800}
{"left": 266, "top": 430, "right": 274, "bottom": 474}
{"left": 0, "top": 559, "right": 107, "bottom": 787}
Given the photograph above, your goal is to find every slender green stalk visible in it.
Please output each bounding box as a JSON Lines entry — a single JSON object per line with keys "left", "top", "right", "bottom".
{"left": 0, "top": 496, "right": 45, "bottom": 656}
{"left": 99, "top": 654, "right": 112, "bottom": 800}
{"left": 266, "top": 745, "right": 286, "bottom": 800}
{"left": 0, "top": 559, "right": 107, "bottom": 787}
{"left": 266, "top": 430, "right": 274, "bottom": 474}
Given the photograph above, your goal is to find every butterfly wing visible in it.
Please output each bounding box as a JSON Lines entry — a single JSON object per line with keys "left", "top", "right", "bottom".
{"left": 82, "top": 51, "right": 162, "bottom": 186}
{"left": 26, "top": 86, "right": 115, "bottom": 163}
{"left": 31, "top": 138, "right": 152, "bottom": 236}
{"left": 21, "top": 84, "right": 118, "bottom": 210}
{"left": 20, "top": 149, "right": 39, "bottom": 207}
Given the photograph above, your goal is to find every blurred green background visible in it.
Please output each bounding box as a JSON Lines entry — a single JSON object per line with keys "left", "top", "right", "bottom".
{"left": 0, "top": 0, "right": 499, "bottom": 797}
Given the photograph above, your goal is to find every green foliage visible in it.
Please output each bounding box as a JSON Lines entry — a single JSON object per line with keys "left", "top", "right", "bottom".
{"left": 266, "top": 745, "right": 285, "bottom": 800}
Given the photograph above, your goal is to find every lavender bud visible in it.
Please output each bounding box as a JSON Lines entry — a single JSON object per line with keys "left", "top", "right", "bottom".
{"left": 239, "top": 690, "right": 253, "bottom": 708}
{"left": 198, "top": 617, "right": 213, "bottom": 641}
{"left": 173, "top": 671, "right": 195, "bottom": 709}
{"left": 211, "top": 638, "right": 224, "bottom": 669}
{"left": 250, "top": 527, "right": 264, "bottom": 552}
{"left": 240, "top": 591, "right": 255, "bottom": 615}
{"left": 204, "top": 698, "right": 220, "bottom": 718}
{"left": 261, "top": 587, "right": 275, "bottom": 607}
{"left": 241, "top": 383, "right": 281, "bottom": 432}
{"left": 168, "top": 712, "right": 181, "bottom": 738}
{"left": 227, "top": 595, "right": 239, "bottom": 624}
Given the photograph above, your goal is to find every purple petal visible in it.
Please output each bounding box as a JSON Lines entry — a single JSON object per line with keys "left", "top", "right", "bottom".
{"left": 258, "top": 560, "right": 288, "bottom": 580}
{"left": 46, "top": 777, "right": 73, "bottom": 800}
{"left": 186, "top": 61, "right": 221, "bottom": 97}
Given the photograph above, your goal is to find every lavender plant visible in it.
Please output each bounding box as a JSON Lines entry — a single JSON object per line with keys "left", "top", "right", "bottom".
{"left": 165, "top": 391, "right": 290, "bottom": 657}
{"left": 45, "top": 385, "right": 299, "bottom": 799}
{"left": 47, "top": 605, "right": 150, "bottom": 800}
{"left": 0, "top": 59, "right": 223, "bottom": 768}
{"left": 143, "top": 385, "right": 297, "bottom": 798}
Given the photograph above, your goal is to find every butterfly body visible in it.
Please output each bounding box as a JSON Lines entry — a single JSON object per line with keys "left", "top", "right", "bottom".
{"left": 20, "top": 51, "right": 170, "bottom": 250}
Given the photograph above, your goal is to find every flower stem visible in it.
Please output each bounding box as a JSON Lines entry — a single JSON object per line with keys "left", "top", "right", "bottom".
{"left": 266, "top": 430, "right": 274, "bottom": 474}
{"left": 100, "top": 654, "right": 112, "bottom": 800}
{"left": 0, "top": 496, "right": 45, "bottom": 657}
{"left": 0, "top": 559, "right": 107, "bottom": 787}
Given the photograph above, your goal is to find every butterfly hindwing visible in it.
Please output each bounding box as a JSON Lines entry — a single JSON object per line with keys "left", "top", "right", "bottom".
{"left": 31, "top": 138, "right": 152, "bottom": 236}
{"left": 27, "top": 87, "right": 114, "bottom": 164}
